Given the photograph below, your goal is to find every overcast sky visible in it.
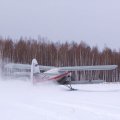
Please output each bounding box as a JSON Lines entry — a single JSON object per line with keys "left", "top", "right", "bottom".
{"left": 0, "top": 0, "right": 120, "bottom": 50}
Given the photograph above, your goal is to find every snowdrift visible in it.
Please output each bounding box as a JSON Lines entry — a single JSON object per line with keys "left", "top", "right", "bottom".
{"left": 0, "top": 78, "right": 120, "bottom": 120}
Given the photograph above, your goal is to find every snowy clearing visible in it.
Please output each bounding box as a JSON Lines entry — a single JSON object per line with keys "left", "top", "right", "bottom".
{"left": 0, "top": 79, "right": 120, "bottom": 120}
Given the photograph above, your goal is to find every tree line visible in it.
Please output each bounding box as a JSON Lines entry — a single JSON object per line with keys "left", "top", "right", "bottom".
{"left": 0, "top": 37, "right": 120, "bottom": 82}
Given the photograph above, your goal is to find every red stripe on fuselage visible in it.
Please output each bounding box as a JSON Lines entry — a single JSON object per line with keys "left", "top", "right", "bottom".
{"left": 49, "top": 72, "right": 70, "bottom": 81}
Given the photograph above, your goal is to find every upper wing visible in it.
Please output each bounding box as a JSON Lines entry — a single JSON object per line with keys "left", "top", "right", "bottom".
{"left": 4, "top": 63, "right": 56, "bottom": 71}
{"left": 39, "top": 65, "right": 56, "bottom": 71}
{"left": 58, "top": 65, "right": 118, "bottom": 71}
{"left": 4, "top": 63, "right": 31, "bottom": 78}
{"left": 4, "top": 63, "right": 31, "bottom": 70}
{"left": 5, "top": 63, "right": 118, "bottom": 71}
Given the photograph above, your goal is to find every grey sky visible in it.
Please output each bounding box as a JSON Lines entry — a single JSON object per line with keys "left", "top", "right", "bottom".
{"left": 0, "top": 0, "right": 120, "bottom": 50}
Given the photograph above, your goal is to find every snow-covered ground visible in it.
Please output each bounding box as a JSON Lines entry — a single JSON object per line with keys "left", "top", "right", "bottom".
{"left": 0, "top": 79, "right": 120, "bottom": 120}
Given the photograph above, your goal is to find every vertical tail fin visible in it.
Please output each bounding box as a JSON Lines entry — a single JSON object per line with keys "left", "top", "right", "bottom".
{"left": 31, "top": 59, "right": 40, "bottom": 83}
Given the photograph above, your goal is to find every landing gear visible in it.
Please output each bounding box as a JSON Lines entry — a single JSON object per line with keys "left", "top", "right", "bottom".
{"left": 65, "top": 84, "right": 77, "bottom": 91}
{"left": 57, "top": 76, "right": 77, "bottom": 91}
{"left": 65, "top": 77, "right": 77, "bottom": 91}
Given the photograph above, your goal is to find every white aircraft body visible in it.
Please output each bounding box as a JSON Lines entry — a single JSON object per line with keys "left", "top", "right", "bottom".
{"left": 4, "top": 59, "right": 118, "bottom": 90}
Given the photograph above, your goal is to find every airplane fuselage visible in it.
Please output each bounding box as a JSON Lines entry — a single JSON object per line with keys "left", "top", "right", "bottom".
{"left": 33, "top": 68, "right": 71, "bottom": 84}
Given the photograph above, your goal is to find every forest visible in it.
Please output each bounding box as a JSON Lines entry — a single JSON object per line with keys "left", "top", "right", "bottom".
{"left": 0, "top": 37, "right": 120, "bottom": 82}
